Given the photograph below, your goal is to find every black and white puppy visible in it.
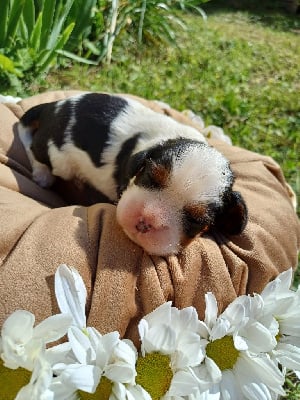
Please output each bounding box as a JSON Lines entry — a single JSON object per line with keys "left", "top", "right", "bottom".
{"left": 18, "top": 93, "right": 247, "bottom": 255}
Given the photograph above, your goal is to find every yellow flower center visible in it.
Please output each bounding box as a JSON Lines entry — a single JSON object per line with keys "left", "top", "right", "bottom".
{"left": 275, "top": 333, "right": 281, "bottom": 342}
{"left": 78, "top": 376, "right": 113, "bottom": 400}
{"left": 206, "top": 335, "right": 240, "bottom": 371}
{"left": 136, "top": 353, "right": 173, "bottom": 400}
{"left": 0, "top": 359, "right": 31, "bottom": 400}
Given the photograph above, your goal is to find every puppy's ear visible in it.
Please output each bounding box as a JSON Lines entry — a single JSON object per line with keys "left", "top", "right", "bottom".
{"left": 117, "top": 150, "right": 148, "bottom": 197}
{"left": 127, "top": 150, "right": 148, "bottom": 178}
{"left": 214, "top": 191, "right": 248, "bottom": 235}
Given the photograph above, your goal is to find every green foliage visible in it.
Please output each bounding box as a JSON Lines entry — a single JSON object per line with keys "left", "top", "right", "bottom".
{"left": 0, "top": 0, "right": 208, "bottom": 88}
{"left": 283, "top": 371, "right": 300, "bottom": 399}
{"left": 0, "top": 0, "right": 78, "bottom": 91}
{"left": 73, "top": 0, "right": 208, "bottom": 64}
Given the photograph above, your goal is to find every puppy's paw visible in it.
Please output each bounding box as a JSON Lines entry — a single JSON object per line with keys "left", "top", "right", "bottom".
{"left": 32, "top": 163, "right": 55, "bottom": 188}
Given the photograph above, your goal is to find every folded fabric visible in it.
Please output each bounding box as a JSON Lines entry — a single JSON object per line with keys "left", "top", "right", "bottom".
{"left": 0, "top": 90, "right": 299, "bottom": 346}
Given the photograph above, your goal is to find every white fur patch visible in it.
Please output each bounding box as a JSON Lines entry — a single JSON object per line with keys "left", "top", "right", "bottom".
{"left": 54, "top": 93, "right": 87, "bottom": 115}
{"left": 18, "top": 123, "right": 55, "bottom": 187}
{"left": 169, "top": 144, "right": 231, "bottom": 205}
{"left": 48, "top": 141, "right": 116, "bottom": 200}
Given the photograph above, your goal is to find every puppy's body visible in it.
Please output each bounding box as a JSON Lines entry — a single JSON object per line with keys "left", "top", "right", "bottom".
{"left": 18, "top": 93, "right": 247, "bottom": 255}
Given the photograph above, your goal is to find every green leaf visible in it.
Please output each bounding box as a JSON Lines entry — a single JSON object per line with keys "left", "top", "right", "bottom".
{"left": 0, "top": 0, "right": 10, "bottom": 46}
{"left": 29, "top": 12, "right": 43, "bottom": 51}
{"left": 22, "top": 0, "right": 35, "bottom": 34}
{"left": 0, "top": 53, "right": 15, "bottom": 73}
{"left": 56, "top": 49, "right": 98, "bottom": 65}
{"left": 36, "top": 22, "right": 75, "bottom": 73}
{"left": 67, "top": 0, "right": 97, "bottom": 49}
{"left": 5, "top": 0, "right": 26, "bottom": 46}
{"left": 0, "top": 53, "right": 22, "bottom": 77}
{"left": 39, "top": 0, "right": 56, "bottom": 50}
{"left": 47, "top": 0, "right": 75, "bottom": 49}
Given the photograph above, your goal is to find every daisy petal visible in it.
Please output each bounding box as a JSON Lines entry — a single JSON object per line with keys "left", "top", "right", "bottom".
{"left": 55, "top": 264, "right": 87, "bottom": 329}
{"left": 105, "top": 362, "right": 136, "bottom": 384}
{"left": 273, "top": 342, "right": 300, "bottom": 370}
{"left": 61, "top": 364, "right": 101, "bottom": 393}
{"left": 33, "top": 314, "right": 72, "bottom": 343}
{"left": 143, "top": 325, "right": 176, "bottom": 354}
{"left": 205, "top": 293, "right": 218, "bottom": 329}
{"left": 143, "top": 302, "right": 172, "bottom": 327}
{"left": 242, "top": 382, "right": 272, "bottom": 400}
{"left": 68, "top": 326, "right": 94, "bottom": 364}
{"left": 95, "top": 331, "right": 120, "bottom": 369}
{"left": 261, "top": 269, "right": 293, "bottom": 298}
{"left": 239, "top": 321, "right": 276, "bottom": 353}
{"left": 2, "top": 310, "right": 34, "bottom": 343}
{"left": 175, "top": 331, "right": 204, "bottom": 368}
{"left": 220, "top": 369, "right": 243, "bottom": 400}
{"left": 237, "top": 354, "right": 285, "bottom": 396}
{"left": 168, "top": 369, "right": 199, "bottom": 396}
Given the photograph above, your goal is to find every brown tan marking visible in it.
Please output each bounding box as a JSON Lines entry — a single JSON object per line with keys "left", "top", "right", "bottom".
{"left": 150, "top": 160, "right": 170, "bottom": 188}
{"left": 184, "top": 203, "right": 208, "bottom": 221}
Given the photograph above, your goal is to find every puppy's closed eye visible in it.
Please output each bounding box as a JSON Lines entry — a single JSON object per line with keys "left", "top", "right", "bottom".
{"left": 135, "top": 159, "right": 170, "bottom": 189}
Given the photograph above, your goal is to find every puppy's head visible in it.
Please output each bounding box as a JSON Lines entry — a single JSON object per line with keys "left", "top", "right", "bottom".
{"left": 116, "top": 138, "right": 247, "bottom": 255}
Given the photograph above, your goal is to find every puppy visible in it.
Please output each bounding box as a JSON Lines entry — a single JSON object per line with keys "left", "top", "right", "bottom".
{"left": 18, "top": 93, "right": 247, "bottom": 256}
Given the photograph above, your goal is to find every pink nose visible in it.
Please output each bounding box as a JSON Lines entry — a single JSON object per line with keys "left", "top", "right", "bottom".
{"left": 136, "top": 220, "right": 152, "bottom": 233}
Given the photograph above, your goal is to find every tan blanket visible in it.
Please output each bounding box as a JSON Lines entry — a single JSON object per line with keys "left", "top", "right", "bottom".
{"left": 0, "top": 90, "right": 299, "bottom": 346}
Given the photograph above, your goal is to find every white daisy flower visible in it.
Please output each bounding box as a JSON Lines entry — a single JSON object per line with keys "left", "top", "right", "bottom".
{"left": 193, "top": 292, "right": 285, "bottom": 400}
{"left": 53, "top": 264, "right": 148, "bottom": 400}
{"left": 0, "top": 309, "right": 72, "bottom": 371}
{"left": 137, "top": 302, "right": 208, "bottom": 399}
{"left": 259, "top": 268, "right": 300, "bottom": 371}
{"left": 0, "top": 309, "right": 71, "bottom": 400}
{"left": 52, "top": 328, "right": 146, "bottom": 400}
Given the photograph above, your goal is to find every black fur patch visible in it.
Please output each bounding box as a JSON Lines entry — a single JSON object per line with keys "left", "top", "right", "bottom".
{"left": 31, "top": 101, "right": 71, "bottom": 166}
{"left": 114, "top": 134, "right": 141, "bottom": 197}
{"left": 72, "top": 93, "right": 128, "bottom": 167}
